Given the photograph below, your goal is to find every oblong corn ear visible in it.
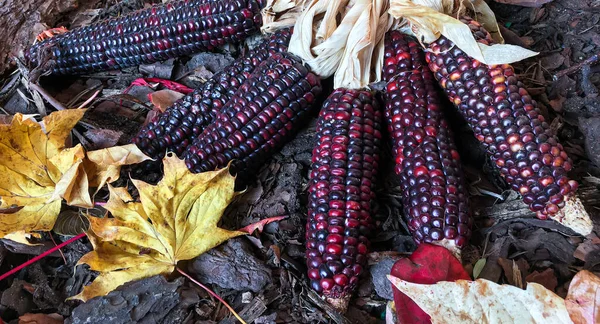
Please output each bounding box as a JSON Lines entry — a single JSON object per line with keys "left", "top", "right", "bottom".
{"left": 426, "top": 17, "right": 580, "bottom": 222}
{"left": 183, "top": 51, "right": 323, "bottom": 179}
{"left": 383, "top": 31, "right": 471, "bottom": 250}
{"left": 306, "top": 88, "right": 382, "bottom": 311}
{"left": 26, "top": 0, "right": 266, "bottom": 75}
{"left": 132, "top": 28, "right": 292, "bottom": 158}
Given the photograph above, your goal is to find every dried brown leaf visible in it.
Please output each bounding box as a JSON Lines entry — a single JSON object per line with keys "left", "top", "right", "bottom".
{"left": 565, "top": 270, "right": 600, "bottom": 324}
{"left": 149, "top": 89, "right": 184, "bottom": 112}
{"left": 526, "top": 268, "right": 558, "bottom": 292}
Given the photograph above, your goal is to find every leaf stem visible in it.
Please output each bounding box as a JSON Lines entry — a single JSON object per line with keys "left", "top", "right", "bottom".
{"left": 0, "top": 232, "right": 86, "bottom": 282}
{"left": 175, "top": 267, "right": 247, "bottom": 324}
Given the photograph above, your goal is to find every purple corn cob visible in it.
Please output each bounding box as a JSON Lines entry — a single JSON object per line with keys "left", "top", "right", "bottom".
{"left": 383, "top": 31, "right": 471, "bottom": 249}
{"left": 26, "top": 0, "right": 265, "bottom": 75}
{"left": 183, "top": 51, "right": 323, "bottom": 177}
{"left": 425, "top": 18, "right": 579, "bottom": 220}
{"left": 132, "top": 28, "right": 292, "bottom": 158}
{"left": 306, "top": 88, "right": 382, "bottom": 311}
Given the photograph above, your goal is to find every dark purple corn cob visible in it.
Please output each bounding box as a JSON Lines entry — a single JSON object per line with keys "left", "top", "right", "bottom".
{"left": 306, "top": 88, "right": 382, "bottom": 311}
{"left": 132, "top": 28, "right": 292, "bottom": 158}
{"left": 183, "top": 51, "right": 322, "bottom": 176}
{"left": 383, "top": 31, "right": 471, "bottom": 250}
{"left": 26, "top": 0, "right": 265, "bottom": 75}
{"left": 425, "top": 17, "right": 579, "bottom": 220}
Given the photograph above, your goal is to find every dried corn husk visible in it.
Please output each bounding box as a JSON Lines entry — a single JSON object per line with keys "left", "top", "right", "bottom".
{"left": 286, "top": 0, "right": 392, "bottom": 89}
{"left": 261, "top": 0, "right": 310, "bottom": 33}
{"left": 389, "top": 0, "right": 538, "bottom": 64}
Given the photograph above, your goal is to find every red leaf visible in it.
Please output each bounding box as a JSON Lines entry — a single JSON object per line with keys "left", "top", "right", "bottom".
{"left": 124, "top": 78, "right": 194, "bottom": 95}
{"left": 390, "top": 244, "right": 470, "bottom": 324}
{"left": 238, "top": 216, "right": 286, "bottom": 234}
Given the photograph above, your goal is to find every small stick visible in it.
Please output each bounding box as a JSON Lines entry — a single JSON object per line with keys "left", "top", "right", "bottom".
{"left": 0, "top": 233, "right": 86, "bottom": 281}
{"left": 553, "top": 52, "right": 600, "bottom": 80}
{"left": 176, "top": 267, "right": 248, "bottom": 324}
{"left": 48, "top": 233, "right": 67, "bottom": 265}
{"left": 28, "top": 82, "right": 67, "bottom": 111}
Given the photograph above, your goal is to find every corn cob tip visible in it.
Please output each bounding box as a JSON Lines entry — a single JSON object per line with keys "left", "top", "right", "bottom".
{"left": 547, "top": 195, "right": 592, "bottom": 235}
{"left": 325, "top": 296, "right": 351, "bottom": 313}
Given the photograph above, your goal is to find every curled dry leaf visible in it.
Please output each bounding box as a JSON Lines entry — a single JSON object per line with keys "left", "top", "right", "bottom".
{"left": 388, "top": 276, "right": 573, "bottom": 323}
{"left": 390, "top": 243, "right": 470, "bottom": 324}
{"left": 0, "top": 110, "right": 90, "bottom": 239}
{"left": 149, "top": 89, "right": 185, "bottom": 113}
{"left": 565, "top": 270, "right": 600, "bottom": 324}
{"left": 84, "top": 143, "right": 152, "bottom": 192}
{"left": 71, "top": 154, "right": 281, "bottom": 302}
{"left": 388, "top": 0, "right": 538, "bottom": 65}
{"left": 261, "top": 0, "right": 310, "bottom": 33}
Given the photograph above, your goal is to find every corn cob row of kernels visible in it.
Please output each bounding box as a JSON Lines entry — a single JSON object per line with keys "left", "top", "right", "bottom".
{"left": 132, "top": 28, "right": 292, "bottom": 158}
{"left": 425, "top": 17, "right": 578, "bottom": 219}
{"left": 183, "top": 51, "right": 322, "bottom": 177}
{"left": 383, "top": 31, "right": 472, "bottom": 249}
{"left": 306, "top": 88, "right": 382, "bottom": 311}
{"left": 26, "top": 0, "right": 265, "bottom": 75}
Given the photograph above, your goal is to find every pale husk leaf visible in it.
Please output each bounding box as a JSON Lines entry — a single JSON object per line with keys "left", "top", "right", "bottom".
{"left": 388, "top": 276, "right": 574, "bottom": 323}
{"left": 261, "top": 0, "right": 310, "bottom": 33}
{"left": 389, "top": 0, "right": 538, "bottom": 65}
{"left": 287, "top": 0, "right": 344, "bottom": 76}
{"left": 287, "top": 0, "right": 391, "bottom": 88}
{"left": 334, "top": 0, "right": 391, "bottom": 89}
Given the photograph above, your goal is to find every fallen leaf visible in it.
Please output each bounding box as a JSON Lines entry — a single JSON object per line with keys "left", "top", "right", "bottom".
{"left": 0, "top": 110, "right": 91, "bottom": 238}
{"left": 72, "top": 154, "right": 281, "bottom": 302}
{"left": 18, "top": 313, "right": 63, "bottom": 324}
{"left": 84, "top": 129, "right": 123, "bottom": 150}
{"left": 574, "top": 234, "right": 600, "bottom": 262}
{"left": 126, "top": 78, "right": 193, "bottom": 95}
{"left": 390, "top": 243, "right": 470, "bottom": 324}
{"left": 53, "top": 210, "right": 90, "bottom": 236}
{"left": 149, "top": 89, "right": 185, "bottom": 112}
{"left": 549, "top": 97, "right": 566, "bottom": 112}
{"left": 498, "top": 257, "right": 527, "bottom": 288}
{"left": 526, "top": 268, "right": 558, "bottom": 292}
{"left": 565, "top": 270, "right": 600, "bottom": 324}
{"left": 3, "top": 231, "right": 40, "bottom": 245}
{"left": 388, "top": 276, "right": 573, "bottom": 323}
{"left": 473, "top": 258, "right": 486, "bottom": 279}
{"left": 84, "top": 144, "right": 152, "bottom": 191}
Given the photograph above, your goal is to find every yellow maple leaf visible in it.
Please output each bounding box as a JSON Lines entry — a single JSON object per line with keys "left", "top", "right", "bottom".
{"left": 72, "top": 154, "right": 248, "bottom": 302}
{"left": 0, "top": 109, "right": 91, "bottom": 238}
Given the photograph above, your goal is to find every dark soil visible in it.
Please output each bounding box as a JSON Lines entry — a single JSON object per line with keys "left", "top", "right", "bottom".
{"left": 1, "top": 0, "right": 599, "bottom": 323}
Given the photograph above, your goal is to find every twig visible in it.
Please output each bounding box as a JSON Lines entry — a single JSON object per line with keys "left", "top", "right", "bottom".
{"left": 28, "top": 82, "right": 67, "bottom": 111}
{"left": 0, "top": 233, "right": 86, "bottom": 282}
{"left": 553, "top": 52, "right": 600, "bottom": 80}
{"left": 175, "top": 267, "right": 248, "bottom": 324}
{"left": 48, "top": 234, "right": 67, "bottom": 265}
{"left": 77, "top": 89, "right": 101, "bottom": 109}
